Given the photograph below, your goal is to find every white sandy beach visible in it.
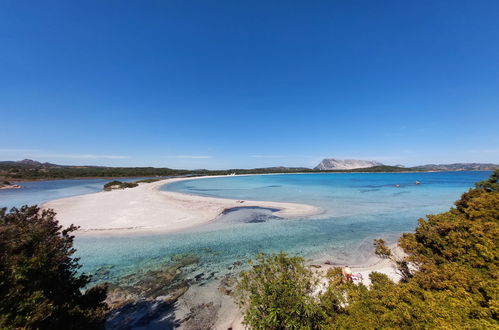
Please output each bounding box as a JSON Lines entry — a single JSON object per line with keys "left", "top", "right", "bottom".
{"left": 42, "top": 175, "right": 322, "bottom": 234}
{"left": 43, "top": 175, "right": 402, "bottom": 329}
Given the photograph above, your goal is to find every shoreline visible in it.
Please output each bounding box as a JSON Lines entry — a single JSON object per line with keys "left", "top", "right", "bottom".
{"left": 42, "top": 175, "right": 323, "bottom": 236}
{"left": 175, "top": 243, "right": 404, "bottom": 329}
{"left": 5, "top": 169, "right": 493, "bottom": 183}
{"left": 41, "top": 174, "right": 406, "bottom": 328}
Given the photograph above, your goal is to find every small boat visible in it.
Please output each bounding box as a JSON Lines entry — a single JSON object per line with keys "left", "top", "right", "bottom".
{"left": 415, "top": 181, "right": 421, "bottom": 185}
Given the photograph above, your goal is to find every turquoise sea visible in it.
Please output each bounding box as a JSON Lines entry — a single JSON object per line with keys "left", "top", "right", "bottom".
{"left": 0, "top": 172, "right": 490, "bottom": 284}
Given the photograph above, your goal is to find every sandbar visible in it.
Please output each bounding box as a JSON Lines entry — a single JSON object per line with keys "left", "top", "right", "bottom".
{"left": 42, "top": 175, "right": 322, "bottom": 234}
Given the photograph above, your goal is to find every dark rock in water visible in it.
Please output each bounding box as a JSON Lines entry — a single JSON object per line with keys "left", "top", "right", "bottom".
{"left": 104, "top": 253, "right": 200, "bottom": 327}
{"left": 244, "top": 213, "right": 282, "bottom": 223}
{"left": 359, "top": 188, "right": 381, "bottom": 193}
{"left": 106, "top": 299, "right": 178, "bottom": 330}
{"left": 94, "top": 265, "right": 114, "bottom": 280}
{"left": 205, "top": 271, "right": 217, "bottom": 280}
{"left": 222, "top": 206, "right": 280, "bottom": 215}
{"left": 245, "top": 215, "right": 267, "bottom": 223}
{"left": 171, "top": 254, "right": 200, "bottom": 267}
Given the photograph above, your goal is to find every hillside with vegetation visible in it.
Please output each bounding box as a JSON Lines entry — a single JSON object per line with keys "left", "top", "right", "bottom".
{"left": 236, "top": 170, "right": 499, "bottom": 329}
{"left": 0, "top": 159, "right": 418, "bottom": 181}
{"left": 414, "top": 162, "right": 499, "bottom": 171}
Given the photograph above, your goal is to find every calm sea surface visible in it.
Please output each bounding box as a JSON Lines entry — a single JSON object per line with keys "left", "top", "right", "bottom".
{"left": 0, "top": 172, "right": 490, "bottom": 282}
{"left": 0, "top": 177, "right": 152, "bottom": 210}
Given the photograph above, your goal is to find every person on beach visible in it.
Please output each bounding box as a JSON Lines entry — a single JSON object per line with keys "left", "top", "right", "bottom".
{"left": 343, "top": 265, "right": 353, "bottom": 282}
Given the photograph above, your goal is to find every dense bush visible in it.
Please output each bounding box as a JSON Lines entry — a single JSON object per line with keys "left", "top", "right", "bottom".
{"left": 236, "top": 253, "right": 324, "bottom": 329}
{"left": 103, "top": 180, "right": 138, "bottom": 191}
{"left": 236, "top": 170, "right": 499, "bottom": 329}
{"left": 0, "top": 206, "right": 108, "bottom": 329}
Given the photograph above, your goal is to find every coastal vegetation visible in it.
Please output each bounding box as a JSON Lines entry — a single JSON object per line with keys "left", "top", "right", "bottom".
{"left": 2, "top": 159, "right": 497, "bottom": 182}
{"left": 1, "top": 170, "right": 496, "bottom": 328}
{"left": 0, "top": 180, "right": 22, "bottom": 190}
{"left": 103, "top": 178, "right": 162, "bottom": 191}
{"left": 0, "top": 159, "right": 418, "bottom": 181}
{"left": 236, "top": 169, "right": 499, "bottom": 329}
{"left": 0, "top": 206, "right": 108, "bottom": 329}
{"left": 133, "top": 178, "right": 163, "bottom": 184}
{"left": 103, "top": 180, "right": 139, "bottom": 191}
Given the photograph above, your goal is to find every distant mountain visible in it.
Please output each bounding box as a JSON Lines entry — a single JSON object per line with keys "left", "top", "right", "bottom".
{"left": 0, "top": 159, "right": 60, "bottom": 167}
{"left": 413, "top": 163, "right": 499, "bottom": 171}
{"left": 1, "top": 159, "right": 497, "bottom": 181}
{"left": 314, "top": 158, "right": 384, "bottom": 170}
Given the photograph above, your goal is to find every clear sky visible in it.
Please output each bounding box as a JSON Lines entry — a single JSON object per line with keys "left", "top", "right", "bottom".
{"left": 1, "top": 0, "right": 498, "bottom": 169}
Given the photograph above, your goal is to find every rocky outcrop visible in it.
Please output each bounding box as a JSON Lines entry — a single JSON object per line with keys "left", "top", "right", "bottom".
{"left": 0, "top": 182, "right": 23, "bottom": 190}
{"left": 314, "top": 159, "right": 383, "bottom": 170}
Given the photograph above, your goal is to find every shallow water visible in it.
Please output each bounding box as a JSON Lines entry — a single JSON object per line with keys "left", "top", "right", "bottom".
{"left": 0, "top": 172, "right": 490, "bottom": 283}
{"left": 0, "top": 177, "right": 159, "bottom": 210}
{"left": 73, "top": 171, "right": 489, "bottom": 283}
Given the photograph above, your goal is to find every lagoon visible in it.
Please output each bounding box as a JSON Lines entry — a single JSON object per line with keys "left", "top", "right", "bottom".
{"left": 71, "top": 171, "right": 488, "bottom": 283}
{"left": 0, "top": 172, "right": 490, "bottom": 284}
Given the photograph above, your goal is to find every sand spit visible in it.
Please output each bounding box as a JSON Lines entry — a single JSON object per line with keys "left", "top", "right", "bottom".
{"left": 42, "top": 175, "right": 322, "bottom": 234}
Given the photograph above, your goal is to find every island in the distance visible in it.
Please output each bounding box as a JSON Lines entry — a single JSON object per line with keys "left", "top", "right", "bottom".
{"left": 314, "top": 158, "right": 383, "bottom": 170}
{"left": 314, "top": 158, "right": 499, "bottom": 171}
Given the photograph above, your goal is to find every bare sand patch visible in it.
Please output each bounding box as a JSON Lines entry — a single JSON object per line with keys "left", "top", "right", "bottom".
{"left": 42, "top": 175, "right": 322, "bottom": 235}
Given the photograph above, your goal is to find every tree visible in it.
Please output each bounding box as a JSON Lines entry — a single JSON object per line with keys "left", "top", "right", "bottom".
{"left": 0, "top": 205, "right": 108, "bottom": 329}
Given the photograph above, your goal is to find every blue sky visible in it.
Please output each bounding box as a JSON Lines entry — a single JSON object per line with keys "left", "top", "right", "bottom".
{"left": 1, "top": 0, "right": 498, "bottom": 169}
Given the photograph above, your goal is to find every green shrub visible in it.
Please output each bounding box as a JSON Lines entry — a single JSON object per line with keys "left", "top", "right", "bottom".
{"left": 103, "top": 180, "right": 138, "bottom": 191}
{"left": 236, "top": 252, "right": 325, "bottom": 329}
{"left": 236, "top": 170, "right": 499, "bottom": 329}
{"left": 0, "top": 205, "right": 108, "bottom": 329}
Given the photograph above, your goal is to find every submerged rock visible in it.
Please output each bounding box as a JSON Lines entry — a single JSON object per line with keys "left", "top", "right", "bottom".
{"left": 106, "top": 299, "right": 178, "bottom": 330}
{"left": 104, "top": 254, "right": 201, "bottom": 326}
